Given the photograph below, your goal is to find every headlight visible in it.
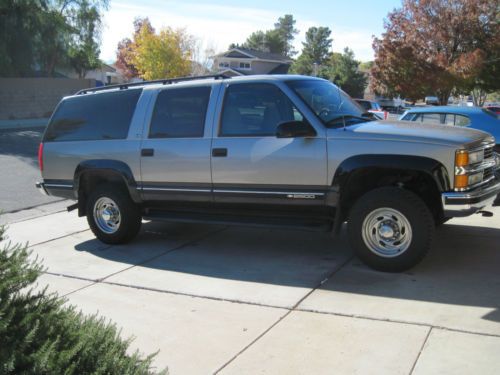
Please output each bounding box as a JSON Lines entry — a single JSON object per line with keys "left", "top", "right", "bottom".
{"left": 455, "top": 149, "right": 484, "bottom": 168}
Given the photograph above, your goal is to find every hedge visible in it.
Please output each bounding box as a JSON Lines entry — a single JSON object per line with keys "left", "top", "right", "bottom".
{"left": 0, "top": 224, "right": 167, "bottom": 374}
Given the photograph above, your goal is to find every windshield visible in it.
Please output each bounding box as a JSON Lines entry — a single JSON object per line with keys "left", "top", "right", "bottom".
{"left": 286, "top": 79, "right": 368, "bottom": 127}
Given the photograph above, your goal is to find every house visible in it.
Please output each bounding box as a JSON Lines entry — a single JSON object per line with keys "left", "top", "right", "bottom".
{"left": 212, "top": 48, "right": 293, "bottom": 77}
{"left": 61, "top": 63, "right": 125, "bottom": 85}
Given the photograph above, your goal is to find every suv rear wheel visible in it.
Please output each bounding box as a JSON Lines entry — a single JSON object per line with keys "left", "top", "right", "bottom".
{"left": 348, "top": 187, "right": 434, "bottom": 272}
{"left": 86, "top": 184, "right": 142, "bottom": 244}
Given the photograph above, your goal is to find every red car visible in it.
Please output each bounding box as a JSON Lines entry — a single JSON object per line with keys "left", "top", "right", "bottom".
{"left": 485, "top": 106, "right": 500, "bottom": 115}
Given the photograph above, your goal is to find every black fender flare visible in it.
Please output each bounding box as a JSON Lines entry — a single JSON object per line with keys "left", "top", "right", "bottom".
{"left": 332, "top": 154, "right": 451, "bottom": 195}
{"left": 74, "top": 159, "right": 142, "bottom": 203}
{"left": 329, "top": 154, "right": 451, "bottom": 233}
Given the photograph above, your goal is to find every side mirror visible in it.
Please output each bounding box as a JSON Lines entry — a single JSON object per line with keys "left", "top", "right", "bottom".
{"left": 276, "top": 121, "right": 317, "bottom": 138}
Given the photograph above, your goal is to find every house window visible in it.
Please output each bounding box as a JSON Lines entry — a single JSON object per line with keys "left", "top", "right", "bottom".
{"left": 218, "top": 61, "right": 230, "bottom": 68}
{"left": 239, "top": 62, "right": 251, "bottom": 70}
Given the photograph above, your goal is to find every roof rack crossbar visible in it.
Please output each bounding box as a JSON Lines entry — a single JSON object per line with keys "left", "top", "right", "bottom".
{"left": 76, "top": 74, "right": 230, "bottom": 95}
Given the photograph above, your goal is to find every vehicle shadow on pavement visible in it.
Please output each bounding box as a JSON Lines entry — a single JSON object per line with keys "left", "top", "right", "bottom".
{"left": 316, "top": 223, "right": 500, "bottom": 324}
{"left": 71, "top": 221, "right": 500, "bottom": 324}
{"left": 74, "top": 221, "right": 353, "bottom": 290}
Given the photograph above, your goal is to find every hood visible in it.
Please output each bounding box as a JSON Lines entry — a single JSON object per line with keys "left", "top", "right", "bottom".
{"left": 332, "top": 120, "right": 491, "bottom": 147}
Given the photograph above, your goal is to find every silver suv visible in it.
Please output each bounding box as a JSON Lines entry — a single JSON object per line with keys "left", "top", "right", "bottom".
{"left": 36, "top": 74, "right": 500, "bottom": 272}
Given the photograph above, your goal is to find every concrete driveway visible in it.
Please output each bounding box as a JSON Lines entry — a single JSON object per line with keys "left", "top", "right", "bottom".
{"left": 4, "top": 206, "right": 500, "bottom": 374}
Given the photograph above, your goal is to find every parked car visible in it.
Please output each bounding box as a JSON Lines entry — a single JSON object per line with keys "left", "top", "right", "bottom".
{"left": 354, "top": 99, "right": 388, "bottom": 120}
{"left": 399, "top": 106, "right": 500, "bottom": 152}
{"left": 425, "top": 96, "right": 439, "bottom": 105}
{"left": 485, "top": 106, "right": 500, "bottom": 115}
{"left": 375, "top": 95, "right": 404, "bottom": 112}
{"left": 36, "top": 74, "right": 500, "bottom": 272}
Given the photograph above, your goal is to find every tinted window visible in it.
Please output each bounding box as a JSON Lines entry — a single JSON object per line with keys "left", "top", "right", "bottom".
{"left": 149, "top": 86, "right": 210, "bottom": 138}
{"left": 220, "top": 83, "right": 303, "bottom": 136}
{"left": 45, "top": 89, "right": 142, "bottom": 142}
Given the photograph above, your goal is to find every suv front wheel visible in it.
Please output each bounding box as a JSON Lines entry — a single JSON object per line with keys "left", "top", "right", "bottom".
{"left": 86, "top": 184, "right": 142, "bottom": 244}
{"left": 348, "top": 187, "right": 434, "bottom": 272}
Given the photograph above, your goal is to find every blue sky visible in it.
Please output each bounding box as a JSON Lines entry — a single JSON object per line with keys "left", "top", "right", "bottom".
{"left": 100, "top": 0, "right": 402, "bottom": 63}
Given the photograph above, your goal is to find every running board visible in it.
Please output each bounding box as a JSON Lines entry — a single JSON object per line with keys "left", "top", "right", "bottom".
{"left": 143, "top": 211, "right": 333, "bottom": 232}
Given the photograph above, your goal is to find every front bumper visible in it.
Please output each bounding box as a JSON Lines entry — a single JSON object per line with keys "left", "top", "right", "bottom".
{"left": 36, "top": 181, "right": 49, "bottom": 196}
{"left": 442, "top": 179, "right": 500, "bottom": 217}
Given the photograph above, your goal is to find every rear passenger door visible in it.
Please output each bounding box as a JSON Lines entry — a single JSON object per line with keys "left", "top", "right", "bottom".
{"left": 139, "top": 85, "right": 216, "bottom": 202}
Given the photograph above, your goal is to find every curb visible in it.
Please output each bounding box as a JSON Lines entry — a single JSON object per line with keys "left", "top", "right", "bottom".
{"left": 0, "top": 118, "right": 49, "bottom": 131}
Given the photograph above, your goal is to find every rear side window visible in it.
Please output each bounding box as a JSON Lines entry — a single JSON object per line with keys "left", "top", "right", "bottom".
{"left": 44, "top": 89, "right": 142, "bottom": 142}
{"left": 149, "top": 86, "right": 211, "bottom": 138}
{"left": 413, "top": 113, "right": 444, "bottom": 125}
{"left": 454, "top": 114, "right": 470, "bottom": 126}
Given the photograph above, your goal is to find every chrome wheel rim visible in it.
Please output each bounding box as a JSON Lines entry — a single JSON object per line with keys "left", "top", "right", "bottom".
{"left": 93, "top": 197, "right": 121, "bottom": 234}
{"left": 361, "top": 207, "right": 412, "bottom": 258}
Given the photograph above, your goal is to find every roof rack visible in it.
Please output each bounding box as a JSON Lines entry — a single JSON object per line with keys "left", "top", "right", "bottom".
{"left": 76, "top": 74, "right": 230, "bottom": 95}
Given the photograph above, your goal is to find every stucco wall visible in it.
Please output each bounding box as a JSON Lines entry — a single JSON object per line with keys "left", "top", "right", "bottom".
{"left": 0, "top": 78, "right": 95, "bottom": 120}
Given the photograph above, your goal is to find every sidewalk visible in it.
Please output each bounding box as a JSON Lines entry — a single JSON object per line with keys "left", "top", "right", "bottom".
{"left": 0, "top": 118, "right": 48, "bottom": 131}
{"left": 4, "top": 207, "right": 500, "bottom": 374}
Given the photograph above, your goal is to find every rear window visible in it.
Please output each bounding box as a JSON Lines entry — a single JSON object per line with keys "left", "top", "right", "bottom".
{"left": 44, "top": 89, "right": 142, "bottom": 142}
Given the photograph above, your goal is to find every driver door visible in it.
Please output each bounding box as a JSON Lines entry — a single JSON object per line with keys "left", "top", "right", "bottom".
{"left": 210, "top": 82, "right": 328, "bottom": 205}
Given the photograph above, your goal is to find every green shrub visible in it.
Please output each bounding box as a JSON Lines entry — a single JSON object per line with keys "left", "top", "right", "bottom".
{"left": 0, "top": 224, "right": 166, "bottom": 374}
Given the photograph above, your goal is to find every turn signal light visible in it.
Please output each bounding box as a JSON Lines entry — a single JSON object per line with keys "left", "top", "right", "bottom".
{"left": 455, "top": 152, "right": 469, "bottom": 167}
{"left": 454, "top": 174, "right": 468, "bottom": 189}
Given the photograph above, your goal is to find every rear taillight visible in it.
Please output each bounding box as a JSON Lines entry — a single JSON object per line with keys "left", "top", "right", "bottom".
{"left": 384, "top": 111, "right": 389, "bottom": 120}
{"left": 38, "top": 142, "right": 44, "bottom": 171}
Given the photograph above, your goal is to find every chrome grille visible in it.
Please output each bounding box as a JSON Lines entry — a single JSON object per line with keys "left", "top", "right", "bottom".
{"left": 483, "top": 167, "right": 494, "bottom": 184}
{"left": 484, "top": 146, "right": 494, "bottom": 161}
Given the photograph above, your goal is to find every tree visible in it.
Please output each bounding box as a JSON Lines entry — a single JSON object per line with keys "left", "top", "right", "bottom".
{"left": 234, "top": 14, "right": 298, "bottom": 56}
{"left": 0, "top": 0, "right": 108, "bottom": 77}
{"left": 131, "top": 23, "right": 193, "bottom": 80}
{"left": 242, "top": 30, "right": 268, "bottom": 51}
{"left": 274, "top": 14, "right": 299, "bottom": 57}
{"left": 0, "top": 0, "right": 44, "bottom": 76}
{"left": 372, "top": 0, "right": 500, "bottom": 105}
{"left": 116, "top": 18, "right": 155, "bottom": 80}
{"left": 290, "top": 26, "right": 332, "bottom": 75}
{"left": 67, "top": 2, "right": 104, "bottom": 78}
{"left": 325, "top": 48, "right": 367, "bottom": 98}
{"left": 38, "top": 0, "right": 108, "bottom": 77}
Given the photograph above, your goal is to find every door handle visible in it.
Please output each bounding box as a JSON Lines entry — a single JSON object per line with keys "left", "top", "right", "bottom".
{"left": 141, "top": 148, "right": 154, "bottom": 157}
{"left": 212, "top": 148, "right": 228, "bottom": 157}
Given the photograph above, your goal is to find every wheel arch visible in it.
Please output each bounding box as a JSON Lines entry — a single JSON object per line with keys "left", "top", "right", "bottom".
{"left": 74, "top": 160, "right": 141, "bottom": 216}
{"left": 331, "top": 154, "right": 451, "bottom": 229}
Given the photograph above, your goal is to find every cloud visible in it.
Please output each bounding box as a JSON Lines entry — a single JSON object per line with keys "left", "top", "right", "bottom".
{"left": 100, "top": 1, "right": 376, "bottom": 63}
{"left": 331, "top": 27, "right": 376, "bottom": 61}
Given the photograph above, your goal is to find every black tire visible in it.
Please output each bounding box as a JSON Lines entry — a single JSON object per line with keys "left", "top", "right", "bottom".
{"left": 86, "top": 183, "right": 142, "bottom": 244}
{"left": 347, "top": 187, "right": 434, "bottom": 272}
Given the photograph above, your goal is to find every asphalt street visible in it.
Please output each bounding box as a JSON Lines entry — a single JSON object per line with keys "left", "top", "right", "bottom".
{"left": 0, "top": 127, "right": 62, "bottom": 212}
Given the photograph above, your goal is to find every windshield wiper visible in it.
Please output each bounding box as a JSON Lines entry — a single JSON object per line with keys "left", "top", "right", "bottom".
{"left": 325, "top": 114, "right": 372, "bottom": 128}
